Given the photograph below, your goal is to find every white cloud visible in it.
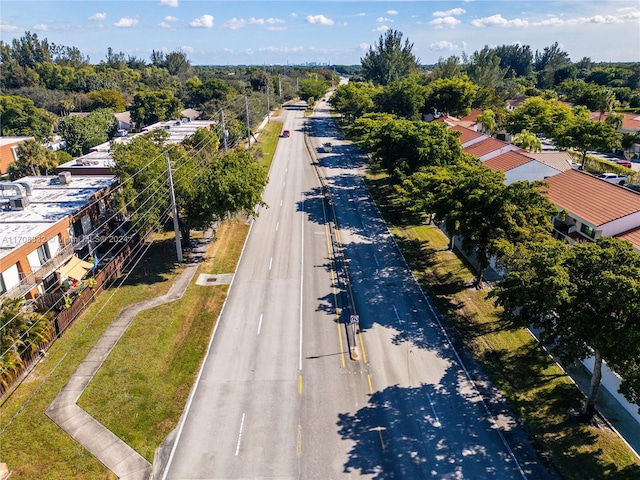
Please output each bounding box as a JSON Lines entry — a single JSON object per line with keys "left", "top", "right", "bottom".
{"left": 377, "top": 17, "right": 394, "bottom": 23}
{"left": 224, "top": 18, "right": 246, "bottom": 30}
{"left": 471, "top": 14, "right": 528, "bottom": 27}
{"left": 164, "top": 16, "right": 178, "bottom": 22}
{"left": 190, "top": 14, "right": 214, "bottom": 28}
{"left": 532, "top": 11, "right": 640, "bottom": 27}
{"left": 387, "top": 10, "right": 398, "bottom": 15}
{"left": 89, "top": 12, "right": 106, "bottom": 21}
{"left": 374, "top": 24, "right": 390, "bottom": 32}
{"left": 223, "top": 17, "right": 284, "bottom": 30}
{"left": 429, "top": 16, "right": 461, "bottom": 28}
{"left": 114, "top": 17, "right": 139, "bottom": 28}
{"left": 0, "top": 21, "right": 20, "bottom": 33}
{"left": 433, "top": 8, "right": 466, "bottom": 17}
{"left": 33, "top": 23, "right": 49, "bottom": 31}
{"left": 429, "top": 40, "right": 464, "bottom": 51}
{"left": 358, "top": 42, "right": 371, "bottom": 52}
{"left": 305, "top": 14, "right": 334, "bottom": 25}
{"left": 159, "top": 0, "right": 178, "bottom": 7}
{"left": 159, "top": 22, "right": 172, "bottom": 29}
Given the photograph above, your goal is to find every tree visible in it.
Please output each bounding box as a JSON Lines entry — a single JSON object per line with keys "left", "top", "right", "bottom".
{"left": 360, "top": 30, "right": 419, "bottom": 86}
{"left": 111, "top": 130, "right": 268, "bottom": 248}
{"left": 476, "top": 109, "right": 497, "bottom": 135}
{"left": 512, "top": 129, "right": 542, "bottom": 152}
{"left": 369, "top": 119, "right": 465, "bottom": 177}
{"left": 423, "top": 76, "right": 479, "bottom": 118}
{"left": 87, "top": 89, "right": 127, "bottom": 112}
{"left": 373, "top": 74, "right": 427, "bottom": 121}
{"left": 0, "top": 95, "right": 57, "bottom": 140}
{"left": 403, "top": 161, "right": 557, "bottom": 286}
{"left": 432, "top": 55, "right": 463, "bottom": 79}
{"left": 0, "top": 296, "right": 53, "bottom": 389}
{"left": 329, "top": 81, "right": 380, "bottom": 121}
{"left": 58, "top": 108, "right": 117, "bottom": 156}
{"left": 130, "top": 90, "right": 183, "bottom": 128}
{"left": 554, "top": 118, "right": 620, "bottom": 166}
{"left": 298, "top": 76, "right": 328, "bottom": 104}
{"left": 464, "top": 46, "right": 507, "bottom": 89}
{"left": 490, "top": 237, "right": 640, "bottom": 419}
{"left": 494, "top": 44, "right": 533, "bottom": 77}
{"left": 9, "top": 139, "right": 58, "bottom": 178}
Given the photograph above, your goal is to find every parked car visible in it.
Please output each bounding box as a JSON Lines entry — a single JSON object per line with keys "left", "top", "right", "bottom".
{"left": 625, "top": 183, "right": 640, "bottom": 193}
{"left": 282, "top": 130, "right": 290, "bottom": 137}
{"left": 597, "top": 172, "right": 628, "bottom": 185}
{"left": 615, "top": 159, "right": 632, "bottom": 168}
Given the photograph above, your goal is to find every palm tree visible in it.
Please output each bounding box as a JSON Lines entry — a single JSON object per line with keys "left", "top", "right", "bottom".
{"left": 605, "top": 111, "right": 625, "bottom": 132}
{"left": 512, "top": 129, "right": 542, "bottom": 152}
{"left": 476, "top": 109, "right": 497, "bottom": 136}
{"left": 0, "top": 297, "right": 53, "bottom": 386}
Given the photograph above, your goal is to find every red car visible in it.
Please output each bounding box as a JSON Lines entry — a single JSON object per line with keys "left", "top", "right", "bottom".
{"left": 616, "top": 159, "right": 632, "bottom": 168}
{"left": 282, "top": 130, "right": 290, "bottom": 137}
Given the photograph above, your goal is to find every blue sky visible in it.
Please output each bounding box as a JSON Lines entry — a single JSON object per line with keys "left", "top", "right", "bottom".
{"left": 1, "top": 1, "right": 639, "bottom": 66}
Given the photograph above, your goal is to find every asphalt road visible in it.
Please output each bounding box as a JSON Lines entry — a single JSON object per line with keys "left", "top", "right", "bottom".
{"left": 160, "top": 100, "right": 549, "bottom": 479}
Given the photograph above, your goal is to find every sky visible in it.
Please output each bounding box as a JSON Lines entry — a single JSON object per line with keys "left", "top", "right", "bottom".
{"left": 1, "top": 0, "right": 639, "bottom": 66}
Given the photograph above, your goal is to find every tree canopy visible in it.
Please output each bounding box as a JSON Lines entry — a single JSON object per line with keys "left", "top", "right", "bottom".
{"left": 360, "top": 30, "right": 419, "bottom": 86}
{"left": 490, "top": 237, "right": 640, "bottom": 418}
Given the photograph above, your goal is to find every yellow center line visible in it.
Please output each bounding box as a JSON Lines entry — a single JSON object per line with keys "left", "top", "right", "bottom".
{"left": 367, "top": 374, "right": 374, "bottom": 395}
{"left": 377, "top": 426, "right": 385, "bottom": 451}
{"left": 298, "top": 375, "right": 303, "bottom": 394}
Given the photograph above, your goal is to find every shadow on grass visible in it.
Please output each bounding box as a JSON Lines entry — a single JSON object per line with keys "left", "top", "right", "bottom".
{"left": 118, "top": 238, "right": 180, "bottom": 287}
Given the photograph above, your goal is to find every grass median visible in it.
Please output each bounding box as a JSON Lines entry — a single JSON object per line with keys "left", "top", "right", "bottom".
{"left": 365, "top": 170, "right": 640, "bottom": 480}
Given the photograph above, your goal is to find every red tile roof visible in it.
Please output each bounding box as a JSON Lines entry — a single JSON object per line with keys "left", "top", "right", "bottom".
{"left": 542, "top": 169, "right": 640, "bottom": 226}
{"left": 484, "top": 150, "right": 533, "bottom": 172}
{"left": 464, "top": 137, "right": 513, "bottom": 158}
{"left": 450, "top": 125, "right": 485, "bottom": 145}
{"left": 460, "top": 109, "right": 483, "bottom": 123}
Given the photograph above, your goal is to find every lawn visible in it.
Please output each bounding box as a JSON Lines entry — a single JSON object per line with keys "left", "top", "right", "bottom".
{"left": 365, "top": 170, "right": 640, "bottom": 479}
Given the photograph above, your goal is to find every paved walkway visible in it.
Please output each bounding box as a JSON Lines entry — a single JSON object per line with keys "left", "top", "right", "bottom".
{"left": 46, "top": 231, "right": 214, "bottom": 480}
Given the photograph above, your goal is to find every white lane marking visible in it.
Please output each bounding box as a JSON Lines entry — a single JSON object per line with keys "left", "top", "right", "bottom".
{"left": 373, "top": 253, "right": 380, "bottom": 267}
{"left": 269, "top": 257, "right": 273, "bottom": 271}
{"left": 280, "top": 199, "right": 283, "bottom": 207}
{"left": 392, "top": 303, "right": 403, "bottom": 325}
{"left": 235, "top": 413, "right": 245, "bottom": 456}
{"left": 276, "top": 222, "right": 279, "bottom": 232}
{"left": 427, "top": 393, "right": 442, "bottom": 428}
{"left": 257, "top": 313, "right": 264, "bottom": 335}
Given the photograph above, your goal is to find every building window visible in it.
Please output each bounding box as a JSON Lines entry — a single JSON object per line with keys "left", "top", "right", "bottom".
{"left": 10, "top": 145, "right": 19, "bottom": 160}
{"left": 36, "top": 243, "right": 51, "bottom": 265}
{"left": 580, "top": 223, "right": 596, "bottom": 239}
{"left": 0, "top": 273, "right": 5, "bottom": 295}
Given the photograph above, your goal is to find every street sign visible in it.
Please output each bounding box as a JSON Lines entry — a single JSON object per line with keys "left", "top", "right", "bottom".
{"left": 349, "top": 315, "right": 359, "bottom": 325}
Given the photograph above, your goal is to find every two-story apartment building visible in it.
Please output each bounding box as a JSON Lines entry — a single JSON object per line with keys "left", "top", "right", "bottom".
{"left": 0, "top": 136, "right": 34, "bottom": 177}
{"left": 0, "top": 173, "right": 118, "bottom": 300}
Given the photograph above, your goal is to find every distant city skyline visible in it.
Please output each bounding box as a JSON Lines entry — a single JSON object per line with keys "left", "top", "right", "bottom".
{"left": 1, "top": 1, "right": 639, "bottom": 66}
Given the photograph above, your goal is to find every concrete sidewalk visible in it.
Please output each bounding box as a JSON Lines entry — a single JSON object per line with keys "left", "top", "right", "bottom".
{"left": 46, "top": 230, "right": 213, "bottom": 480}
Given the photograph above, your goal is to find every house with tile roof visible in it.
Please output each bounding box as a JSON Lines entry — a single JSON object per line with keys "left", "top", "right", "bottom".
{"left": 542, "top": 169, "right": 640, "bottom": 250}
{"left": 450, "top": 125, "right": 488, "bottom": 148}
{"left": 484, "top": 150, "right": 564, "bottom": 184}
{"left": 463, "top": 136, "right": 521, "bottom": 161}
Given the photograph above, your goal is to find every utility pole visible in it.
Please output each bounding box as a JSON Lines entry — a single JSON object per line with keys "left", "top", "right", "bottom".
{"left": 221, "top": 110, "right": 228, "bottom": 152}
{"left": 165, "top": 152, "right": 183, "bottom": 262}
{"left": 244, "top": 94, "right": 251, "bottom": 152}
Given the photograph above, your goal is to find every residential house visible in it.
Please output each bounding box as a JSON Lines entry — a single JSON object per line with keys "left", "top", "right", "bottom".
{"left": 542, "top": 169, "right": 640, "bottom": 250}
{"left": 463, "top": 136, "right": 521, "bottom": 161}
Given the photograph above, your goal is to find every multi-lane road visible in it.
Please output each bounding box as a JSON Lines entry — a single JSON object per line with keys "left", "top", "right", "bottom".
{"left": 160, "top": 99, "right": 549, "bottom": 479}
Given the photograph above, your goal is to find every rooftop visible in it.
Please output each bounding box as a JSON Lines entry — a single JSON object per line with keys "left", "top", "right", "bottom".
{"left": 542, "top": 169, "right": 640, "bottom": 227}
{"left": 484, "top": 150, "right": 535, "bottom": 172}
{"left": 0, "top": 175, "right": 116, "bottom": 257}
